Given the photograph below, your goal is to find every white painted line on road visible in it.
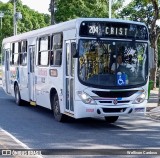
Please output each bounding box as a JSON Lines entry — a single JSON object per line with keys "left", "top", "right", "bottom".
{"left": 1, "top": 128, "right": 30, "bottom": 149}
{"left": 0, "top": 129, "right": 44, "bottom": 158}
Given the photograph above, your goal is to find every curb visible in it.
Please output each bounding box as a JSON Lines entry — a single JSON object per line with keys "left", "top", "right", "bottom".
{"left": 146, "top": 113, "right": 160, "bottom": 120}
{"left": 146, "top": 106, "right": 160, "bottom": 120}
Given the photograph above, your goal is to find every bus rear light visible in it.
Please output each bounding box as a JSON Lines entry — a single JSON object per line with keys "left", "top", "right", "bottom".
{"left": 77, "top": 91, "right": 96, "bottom": 105}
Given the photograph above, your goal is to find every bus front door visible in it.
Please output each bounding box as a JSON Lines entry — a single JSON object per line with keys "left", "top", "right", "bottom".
{"left": 5, "top": 50, "right": 11, "bottom": 94}
{"left": 28, "top": 45, "right": 36, "bottom": 105}
{"left": 65, "top": 40, "right": 75, "bottom": 113}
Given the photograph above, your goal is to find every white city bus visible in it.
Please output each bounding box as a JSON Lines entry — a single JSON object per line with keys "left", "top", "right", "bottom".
{"left": 2, "top": 18, "right": 150, "bottom": 123}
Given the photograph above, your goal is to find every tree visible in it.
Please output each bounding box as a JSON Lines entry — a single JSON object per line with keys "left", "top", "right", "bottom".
{"left": 120, "top": 0, "right": 160, "bottom": 89}
{"left": 149, "top": 0, "right": 160, "bottom": 90}
{"left": 158, "top": 37, "right": 160, "bottom": 106}
{"left": 55, "top": 0, "right": 124, "bottom": 23}
{"left": 0, "top": 0, "right": 50, "bottom": 54}
{"left": 158, "top": 38, "right": 160, "bottom": 67}
{"left": 49, "top": 0, "right": 56, "bottom": 25}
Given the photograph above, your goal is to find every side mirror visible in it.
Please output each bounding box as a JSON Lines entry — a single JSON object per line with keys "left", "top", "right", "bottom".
{"left": 149, "top": 47, "right": 154, "bottom": 69}
{"left": 71, "top": 42, "right": 78, "bottom": 58}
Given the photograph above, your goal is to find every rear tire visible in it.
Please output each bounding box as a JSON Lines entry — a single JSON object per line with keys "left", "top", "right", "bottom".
{"left": 14, "top": 84, "right": 22, "bottom": 106}
{"left": 52, "top": 93, "right": 67, "bottom": 122}
{"left": 105, "top": 116, "right": 119, "bottom": 123}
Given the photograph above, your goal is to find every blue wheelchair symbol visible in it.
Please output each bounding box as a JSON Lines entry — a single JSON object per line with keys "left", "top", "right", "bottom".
{"left": 117, "top": 74, "right": 126, "bottom": 86}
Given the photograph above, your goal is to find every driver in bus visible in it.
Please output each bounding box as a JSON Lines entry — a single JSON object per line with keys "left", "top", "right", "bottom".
{"left": 111, "top": 54, "right": 124, "bottom": 73}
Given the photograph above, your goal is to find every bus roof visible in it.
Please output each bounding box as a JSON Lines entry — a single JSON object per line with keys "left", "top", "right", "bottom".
{"left": 2, "top": 18, "right": 147, "bottom": 44}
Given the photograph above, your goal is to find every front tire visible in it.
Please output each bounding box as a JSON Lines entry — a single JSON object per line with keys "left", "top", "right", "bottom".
{"left": 14, "top": 84, "right": 22, "bottom": 106}
{"left": 52, "top": 94, "right": 67, "bottom": 122}
{"left": 105, "top": 116, "right": 119, "bottom": 123}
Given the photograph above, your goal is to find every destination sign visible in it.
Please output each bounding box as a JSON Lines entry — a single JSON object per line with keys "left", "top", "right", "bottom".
{"left": 79, "top": 21, "right": 148, "bottom": 40}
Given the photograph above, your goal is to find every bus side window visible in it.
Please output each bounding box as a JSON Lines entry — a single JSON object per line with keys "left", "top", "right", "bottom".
{"left": 50, "top": 33, "right": 63, "bottom": 66}
{"left": 38, "top": 36, "right": 50, "bottom": 66}
{"left": 19, "top": 40, "right": 27, "bottom": 66}
{"left": 14, "top": 42, "right": 19, "bottom": 65}
{"left": 55, "top": 49, "right": 62, "bottom": 66}
{"left": 10, "top": 43, "right": 14, "bottom": 65}
{"left": 50, "top": 51, "right": 54, "bottom": 65}
{"left": 2, "top": 43, "right": 10, "bottom": 66}
{"left": 18, "top": 42, "right": 21, "bottom": 65}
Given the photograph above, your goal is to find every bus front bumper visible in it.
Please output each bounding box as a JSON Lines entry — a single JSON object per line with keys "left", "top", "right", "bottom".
{"left": 74, "top": 100, "right": 147, "bottom": 119}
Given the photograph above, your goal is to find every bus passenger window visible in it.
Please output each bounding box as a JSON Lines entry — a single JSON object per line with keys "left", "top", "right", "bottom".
{"left": 50, "top": 33, "right": 63, "bottom": 66}
{"left": 55, "top": 50, "right": 62, "bottom": 66}
{"left": 22, "top": 53, "right": 27, "bottom": 65}
{"left": 10, "top": 43, "right": 18, "bottom": 65}
{"left": 10, "top": 43, "right": 14, "bottom": 65}
{"left": 50, "top": 51, "right": 54, "bottom": 65}
{"left": 3, "top": 43, "right": 10, "bottom": 66}
{"left": 38, "top": 36, "right": 49, "bottom": 66}
{"left": 14, "top": 42, "right": 19, "bottom": 65}
{"left": 19, "top": 40, "right": 27, "bottom": 66}
{"left": 39, "top": 51, "right": 49, "bottom": 65}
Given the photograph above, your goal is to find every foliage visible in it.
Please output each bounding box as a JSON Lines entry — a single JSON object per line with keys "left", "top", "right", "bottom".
{"left": 120, "top": 0, "right": 160, "bottom": 88}
{"left": 0, "top": 0, "right": 50, "bottom": 54}
{"left": 120, "top": 0, "right": 160, "bottom": 51}
{"left": 55, "top": 0, "right": 124, "bottom": 22}
{"left": 158, "top": 38, "right": 160, "bottom": 67}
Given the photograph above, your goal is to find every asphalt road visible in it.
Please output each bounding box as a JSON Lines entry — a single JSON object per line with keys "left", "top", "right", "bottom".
{"left": 0, "top": 87, "right": 160, "bottom": 158}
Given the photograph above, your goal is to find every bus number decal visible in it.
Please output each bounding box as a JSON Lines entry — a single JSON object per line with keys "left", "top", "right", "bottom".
{"left": 89, "top": 26, "right": 99, "bottom": 34}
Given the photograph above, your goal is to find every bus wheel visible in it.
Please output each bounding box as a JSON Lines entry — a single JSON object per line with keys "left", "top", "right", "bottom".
{"left": 105, "top": 116, "right": 119, "bottom": 123}
{"left": 14, "top": 85, "right": 22, "bottom": 106}
{"left": 52, "top": 94, "right": 66, "bottom": 122}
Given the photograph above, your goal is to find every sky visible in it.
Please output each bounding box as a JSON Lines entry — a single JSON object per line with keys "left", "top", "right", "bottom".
{"left": 1, "top": 0, "right": 131, "bottom": 14}
{"left": 1, "top": 0, "right": 51, "bottom": 14}
{"left": 0, "top": 0, "right": 160, "bottom": 25}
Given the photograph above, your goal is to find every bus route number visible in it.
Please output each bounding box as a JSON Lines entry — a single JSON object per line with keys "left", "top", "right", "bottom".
{"left": 89, "top": 26, "right": 99, "bottom": 34}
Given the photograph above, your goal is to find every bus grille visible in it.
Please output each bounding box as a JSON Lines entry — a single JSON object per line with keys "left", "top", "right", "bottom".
{"left": 102, "top": 108, "right": 126, "bottom": 113}
{"left": 99, "top": 101, "right": 112, "bottom": 103}
{"left": 99, "top": 100, "right": 130, "bottom": 104}
{"left": 92, "top": 90, "right": 138, "bottom": 98}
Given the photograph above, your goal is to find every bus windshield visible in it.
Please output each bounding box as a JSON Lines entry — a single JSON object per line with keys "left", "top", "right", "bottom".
{"left": 78, "top": 39, "right": 148, "bottom": 88}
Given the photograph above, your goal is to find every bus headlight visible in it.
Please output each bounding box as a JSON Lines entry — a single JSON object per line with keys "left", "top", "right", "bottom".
{"left": 133, "top": 92, "right": 146, "bottom": 104}
{"left": 77, "top": 91, "right": 96, "bottom": 104}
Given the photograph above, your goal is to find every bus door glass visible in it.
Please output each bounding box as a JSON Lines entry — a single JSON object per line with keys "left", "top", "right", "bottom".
{"left": 28, "top": 45, "right": 36, "bottom": 102}
{"left": 65, "top": 40, "right": 75, "bottom": 113}
{"left": 5, "top": 49, "right": 11, "bottom": 93}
